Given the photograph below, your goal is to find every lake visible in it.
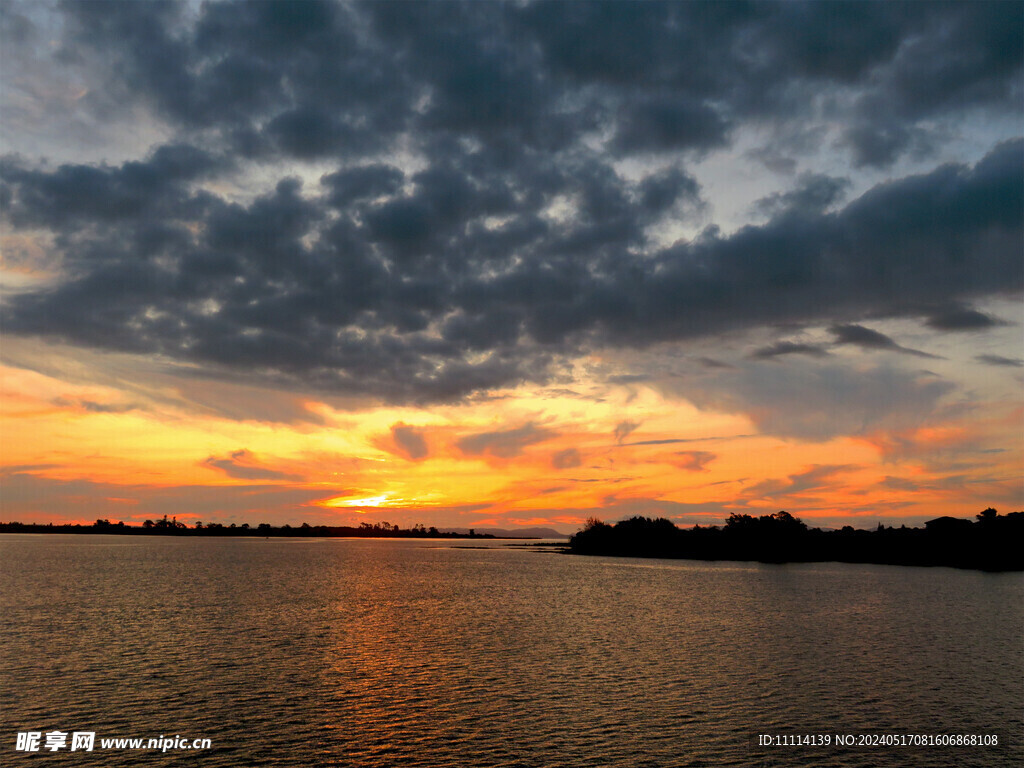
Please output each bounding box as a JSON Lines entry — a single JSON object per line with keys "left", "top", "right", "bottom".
{"left": 1, "top": 535, "right": 1021, "bottom": 766}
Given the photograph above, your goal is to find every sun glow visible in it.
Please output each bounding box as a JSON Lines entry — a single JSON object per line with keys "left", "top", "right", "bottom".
{"left": 329, "top": 494, "right": 390, "bottom": 508}
{"left": 2, "top": 343, "right": 1020, "bottom": 531}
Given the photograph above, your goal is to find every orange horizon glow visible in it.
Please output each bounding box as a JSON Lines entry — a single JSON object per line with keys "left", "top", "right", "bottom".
{"left": 3, "top": 344, "right": 1020, "bottom": 534}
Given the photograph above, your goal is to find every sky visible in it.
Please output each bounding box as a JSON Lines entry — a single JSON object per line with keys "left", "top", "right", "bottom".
{"left": 1, "top": 0, "right": 1021, "bottom": 533}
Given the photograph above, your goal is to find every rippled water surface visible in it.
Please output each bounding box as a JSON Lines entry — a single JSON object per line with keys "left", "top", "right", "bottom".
{"left": 2, "top": 535, "right": 1021, "bottom": 766}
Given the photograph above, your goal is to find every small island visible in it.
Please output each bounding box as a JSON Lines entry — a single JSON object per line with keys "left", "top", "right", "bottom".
{"left": 569, "top": 509, "right": 1023, "bottom": 571}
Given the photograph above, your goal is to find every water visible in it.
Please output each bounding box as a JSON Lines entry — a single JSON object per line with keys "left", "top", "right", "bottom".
{"left": 1, "top": 535, "right": 1021, "bottom": 766}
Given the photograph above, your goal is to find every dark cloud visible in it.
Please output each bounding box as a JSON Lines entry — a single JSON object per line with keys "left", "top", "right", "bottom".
{"left": 391, "top": 424, "right": 429, "bottom": 461}
{"left": 881, "top": 476, "right": 922, "bottom": 492}
{"left": 830, "top": 325, "right": 941, "bottom": 359}
{"left": 605, "top": 373, "right": 653, "bottom": 386}
{"left": 746, "top": 126, "right": 830, "bottom": 176}
{"left": 613, "top": 420, "right": 641, "bottom": 445}
{"left": 0, "top": 143, "right": 220, "bottom": 228}
{"left": 674, "top": 451, "right": 717, "bottom": 472}
{"left": 3, "top": 137, "right": 1018, "bottom": 402}
{"left": 0, "top": 464, "right": 62, "bottom": 475}
{"left": 1, "top": 3, "right": 1021, "bottom": 404}
{"left": 627, "top": 436, "right": 753, "bottom": 447}
{"left": 264, "top": 107, "right": 374, "bottom": 160}
{"left": 610, "top": 96, "right": 732, "bottom": 155}
{"left": 750, "top": 341, "right": 830, "bottom": 360}
{"left": 678, "top": 361, "right": 957, "bottom": 441}
{"left": 695, "top": 357, "right": 734, "bottom": 370}
{"left": 52, "top": 397, "right": 137, "bottom": 414}
{"left": 744, "top": 464, "right": 858, "bottom": 500}
{"left": 840, "top": 4, "right": 1023, "bottom": 166}
{"left": 975, "top": 354, "right": 1023, "bottom": 368}
{"left": 58, "top": 0, "right": 406, "bottom": 155}
{"left": 635, "top": 167, "right": 703, "bottom": 215}
{"left": 830, "top": 324, "right": 901, "bottom": 349}
{"left": 456, "top": 423, "right": 554, "bottom": 459}
{"left": 753, "top": 173, "right": 851, "bottom": 218}
{"left": 0, "top": 4, "right": 34, "bottom": 44}
{"left": 169, "top": 376, "right": 328, "bottom": 425}
{"left": 513, "top": 1, "right": 1023, "bottom": 165}
{"left": 30, "top": 1, "right": 1019, "bottom": 166}
{"left": 202, "top": 450, "right": 301, "bottom": 482}
{"left": 924, "top": 306, "right": 1003, "bottom": 331}
{"left": 552, "top": 448, "right": 582, "bottom": 470}
{"left": 321, "top": 165, "right": 405, "bottom": 207}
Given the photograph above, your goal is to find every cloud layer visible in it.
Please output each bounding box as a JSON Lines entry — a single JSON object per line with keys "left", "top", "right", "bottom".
{"left": 1, "top": 1, "right": 1021, "bottom": 406}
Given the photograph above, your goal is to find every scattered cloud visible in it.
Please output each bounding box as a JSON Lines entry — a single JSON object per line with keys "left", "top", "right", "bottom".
{"left": 673, "top": 451, "right": 717, "bottom": 472}
{"left": 552, "top": 447, "right": 582, "bottom": 470}
{"left": 390, "top": 423, "right": 429, "bottom": 461}
{"left": 744, "top": 464, "right": 859, "bottom": 500}
{"left": 925, "top": 306, "right": 1004, "bottom": 331}
{"left": 750, "top": 341, "right": 830, "bottom": 360}
{"left": 695, "top": 357, "right": 734, "bottom": 370}
{"left": 975, "top": 354, "right": 1023, "bottom": 368}
{"left": 456, "top": 423, "right": 554, "bottom": 460}
{"left": 613, "top": 420, "right": 642, "bottom": 445}
{"left": 202, "top": 449, "right": 302, "bottom": 482}
{"left": 52, "top": 397, "right": 137, "bottom": 414}
{"left": 678, "top": 360, "right": 957, "bottom": 441}
{"left": 830, "top": 324, "right": 942, "bottom": 359}
{"left": 752, "top": 173, "right": 851, "bottom": 218}
{"left": 881, "top": 476, "right": 923, "bottom": 492}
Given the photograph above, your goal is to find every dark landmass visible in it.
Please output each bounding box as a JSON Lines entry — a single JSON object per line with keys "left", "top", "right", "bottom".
{"left": 569, "top": 509, "right": 1024, "bottom": 571}
{"left": 0, "top": 517, "right": 495, "bottom": 539}
{"left": 444, "top": 526, "right": 569, "bottom": 539}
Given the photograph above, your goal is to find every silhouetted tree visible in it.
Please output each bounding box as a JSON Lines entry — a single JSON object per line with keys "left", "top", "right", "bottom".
{"left": 568, "top": 507, "right": 1022, "bottom": 570}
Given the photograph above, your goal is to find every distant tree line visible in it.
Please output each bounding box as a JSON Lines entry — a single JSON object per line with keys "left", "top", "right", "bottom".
{"left": 569, "top": 509, "right": 1023, "bottom": 571}
{"left": 0, "top": 515, "right": 493, "bottom": 539}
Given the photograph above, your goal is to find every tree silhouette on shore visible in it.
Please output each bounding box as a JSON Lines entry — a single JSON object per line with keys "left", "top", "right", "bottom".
{"left": 0, "top": 518, "right": 494, "bottom": 541}
{"left": 570, "top": 509, "right": 1023, "bottom": 571}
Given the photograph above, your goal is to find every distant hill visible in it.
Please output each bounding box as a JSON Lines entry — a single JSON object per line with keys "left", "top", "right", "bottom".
{"left": 445, "top": 526, "right": 571, "bottom": 539}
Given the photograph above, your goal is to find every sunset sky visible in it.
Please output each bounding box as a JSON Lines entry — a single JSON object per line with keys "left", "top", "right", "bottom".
{"left": 1, "top": 0, "right": 1021, "bottom": 532}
